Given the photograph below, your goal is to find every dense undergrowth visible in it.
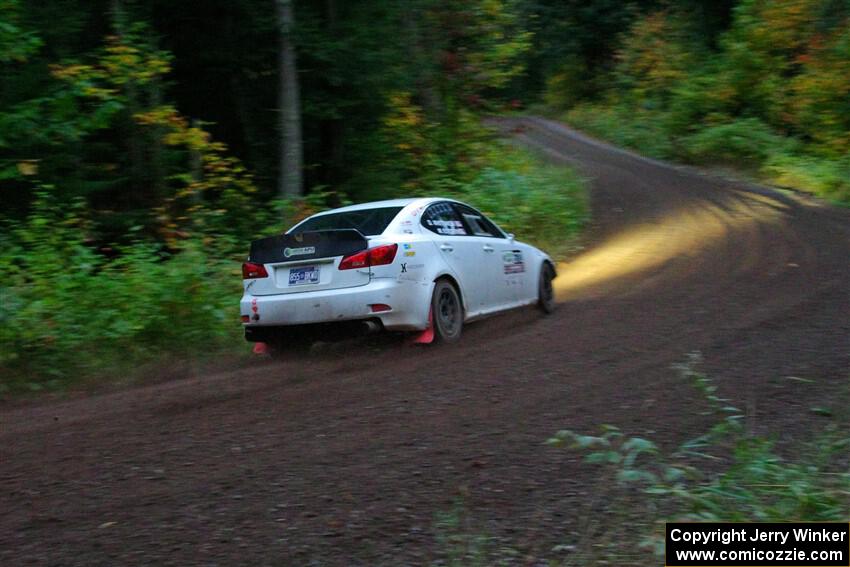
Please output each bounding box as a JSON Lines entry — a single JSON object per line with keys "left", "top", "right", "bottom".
{"left": 565, "top": 104, "right": 850, "bottom": 205}
{"left": 546, "top": 1, "right": 850, "bottom": 205}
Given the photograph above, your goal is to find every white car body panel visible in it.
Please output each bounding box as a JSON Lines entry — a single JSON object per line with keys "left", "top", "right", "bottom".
{"left": 240, "top": 197, "right": 554, "bottom": 335}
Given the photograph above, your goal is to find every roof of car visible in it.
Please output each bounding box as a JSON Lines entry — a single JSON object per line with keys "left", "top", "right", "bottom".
{"left": 310, "top": 197, "right": 452, "bottom": 216}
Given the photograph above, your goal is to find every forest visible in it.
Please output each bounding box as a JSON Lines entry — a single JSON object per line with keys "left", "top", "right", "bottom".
{"left": 1, "top": 0, "right": 848, "bottom": 391}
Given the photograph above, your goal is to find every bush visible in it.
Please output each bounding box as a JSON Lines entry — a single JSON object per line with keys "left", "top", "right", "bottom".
{"left": 565, "top": 103, "right": 676, "bottom": 159}
{"left": 0, "top": 194, "right": 244, "bottom": 393}
{"left": 542, "top": 56, "right": 591, "bottom": 111}
{"left": 565, "top": 100, "right": 850, "bottom": 205}
{"left": 680, "top": 118, "right": 793, "bottom": 166}
{"left": 763, "top": 152, "right": 850, "bottom": 204}
{"left": 452, "top": 143, "right": 587, "bottom": 256}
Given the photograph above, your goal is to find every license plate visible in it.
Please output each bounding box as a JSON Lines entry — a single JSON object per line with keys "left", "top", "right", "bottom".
{"left": 288, "top": 266, "right": 320, "bottom": 286}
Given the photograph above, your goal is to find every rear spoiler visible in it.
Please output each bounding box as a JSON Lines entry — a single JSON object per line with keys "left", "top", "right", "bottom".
{"left": 249, "top": 229, "right": 367, "bottom": 264}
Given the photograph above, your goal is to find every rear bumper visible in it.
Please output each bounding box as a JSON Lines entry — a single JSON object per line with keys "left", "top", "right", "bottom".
{"left": 240, "top": 277, "right": 433, "bottom": 334}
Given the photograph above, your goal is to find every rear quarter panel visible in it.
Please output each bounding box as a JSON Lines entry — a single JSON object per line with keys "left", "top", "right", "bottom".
{"left": 367, "top": 235, "right": 447, "bottom": 330}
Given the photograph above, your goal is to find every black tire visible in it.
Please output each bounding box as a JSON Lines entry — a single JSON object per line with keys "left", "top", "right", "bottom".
{"left": 537, "top": 263, "right": 556, "bottom": 314}
{"left": 431, "top": 280, "right": 463, "bottom": 343}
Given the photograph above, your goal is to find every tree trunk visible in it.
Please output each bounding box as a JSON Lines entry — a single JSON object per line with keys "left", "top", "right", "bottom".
{"left": 277, "top": 0, "right": 303, "bottom": 199}
{"left": 321, "top": 0, "right": 343, "bottom": 188}
{"left": 405, "top": 0, "right": 440, "bottom": 117}
{"left": 111, "top": 0, "right": 146, "bottom": 204}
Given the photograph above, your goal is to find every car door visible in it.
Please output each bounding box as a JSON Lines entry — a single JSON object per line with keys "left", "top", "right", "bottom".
{"left": 451, "top": 203, "right": 519, "bottom": 310}
{"left": 421, "top": 202, "right": 490, "bottom": 316}
{"left": 508, "top": 241, "right": 538, "bottom": 304}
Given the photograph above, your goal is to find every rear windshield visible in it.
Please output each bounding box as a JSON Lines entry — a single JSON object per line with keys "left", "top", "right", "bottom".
{"left": 291, "top": 206, "right": 403, "bottom": 236}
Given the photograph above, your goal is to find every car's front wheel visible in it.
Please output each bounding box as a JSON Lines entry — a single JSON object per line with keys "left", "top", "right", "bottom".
{"left": 432, "top": 280, "right": 463, "bottom": 343}
{"left": 538, "top": 263, "right": 556, "bottom": 314}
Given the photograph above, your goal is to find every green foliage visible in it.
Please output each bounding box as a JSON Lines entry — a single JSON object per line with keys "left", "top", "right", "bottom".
{"left": 433, "top": 500, "right": 521, "bottom": 567}
{"left": 788, "top": 25, "right": 850, "bottom": 156}
{"left": 549, "top": 2, "right": 850, "bottom": 205}
{"left": 565, "top": 103, "right": 676, "bottom": 159}
{"left": 548, "top": 425, "right": 662, "bottom": 484}
{"left": 376, "top": 91, "right": 587, "bottom": 255}
{"left": 376, "top": 91, "right": 483, "bottom": 196}
{"left": 524, "top": 0, "right": 669, "bottom": 101}
{"left": 680, "top": 118, "right": 794, "bottom": 165}
{"left": 542, "top": 55, "right": 589, "bottom": 110}
{"left": 433, "top": 502, "right": 494, "bottom": 567}
{"left": 451, "top": 143, "right": 587, "bottom": 256}
{"left": 614, "top": 11, "right": 692, "bottom": 104}
{"left": 0, "top": 0, "right": 42, "bottom": 63}
{"left": 0, "top": 192, "right": 244, "bottom": 393}
{"left": 764, "top": 152, "right": 850, "bottom": 203}
{"left": 550, "top": 354, "right": 850, "bottom": 557}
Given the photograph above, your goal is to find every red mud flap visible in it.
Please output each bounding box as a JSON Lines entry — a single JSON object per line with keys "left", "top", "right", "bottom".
{"left": 410, "top": 309, "right": 435, "bottom": 345}
{"left": 253, "top": 342, "right": 268, "bottom": 355}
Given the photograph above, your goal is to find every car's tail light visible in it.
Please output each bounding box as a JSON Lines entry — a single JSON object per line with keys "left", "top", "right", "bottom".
{"left": 339, "top": 249, "right": 369, "bottom": 270}
{"left": 242, "top": 262, "right": 269, "bottom": 279}
{"left": 339, "top": 244, "right": 398, "bottom": 270}
{"left": 368, "top": 244, "right": 398, "bottom": 266}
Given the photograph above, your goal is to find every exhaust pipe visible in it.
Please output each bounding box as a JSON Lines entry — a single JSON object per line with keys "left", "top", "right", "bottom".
{"left": 361, "top": 320, "right": 382, "bottom": 334}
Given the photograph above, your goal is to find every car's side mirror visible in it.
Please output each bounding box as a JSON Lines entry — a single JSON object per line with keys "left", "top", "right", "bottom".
{"left": 507, "top": 233, "right": 515, "bottom": 242}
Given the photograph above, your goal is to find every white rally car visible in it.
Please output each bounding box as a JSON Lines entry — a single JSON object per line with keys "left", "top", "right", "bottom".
{"left": 240, "top": 198, "right": 556, "bottom": 353}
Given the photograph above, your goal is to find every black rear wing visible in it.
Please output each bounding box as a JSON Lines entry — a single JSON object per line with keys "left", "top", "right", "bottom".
{"left": 249, "top": 229, "right": 367, "bottom": 264}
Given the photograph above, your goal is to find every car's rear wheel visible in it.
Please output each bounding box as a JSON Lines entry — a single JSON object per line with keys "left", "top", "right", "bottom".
{"left": 538, "top": 263, "right": 556, "bottom": 314}
{"left": 432, "top": 280, "right": 463, "bottom": 343}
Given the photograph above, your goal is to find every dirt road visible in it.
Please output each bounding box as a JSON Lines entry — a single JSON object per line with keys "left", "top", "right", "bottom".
{"left": 2, "top": 117, "right": 848, "bottom": 566}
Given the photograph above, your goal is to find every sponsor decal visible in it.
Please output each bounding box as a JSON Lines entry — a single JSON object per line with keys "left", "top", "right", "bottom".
{"left": 404, "top": 250, "right": 416, "bottom": 257}
{"left": 284, "top": 246, "right": 316, "bottom": 258}
{"left": 425, "top": 218, "right": 467, "bottom": 236}
{"left": 403, "top": 243, "right": 413, "bottom": 249}
{"left": 400, "top": 263, "right": 407, "bottom": 273}
{"left": 502, "top": 250, "right": 525, "bottom": 274}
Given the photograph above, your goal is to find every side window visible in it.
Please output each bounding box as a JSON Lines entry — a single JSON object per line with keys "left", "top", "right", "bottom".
{"left": 452, "top": 204, "right": 504, "bottom": 238}
{"left": 421, "top": 202, "right": 468, "bottom": 236}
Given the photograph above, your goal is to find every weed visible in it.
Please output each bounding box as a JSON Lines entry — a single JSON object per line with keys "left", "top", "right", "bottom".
{"left": 549, "top": 353, "right": 850, "bottom": 558}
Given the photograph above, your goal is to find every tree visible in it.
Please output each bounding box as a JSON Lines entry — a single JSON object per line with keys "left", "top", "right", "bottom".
{"left": 277, "top": 0, "right": 303, "bottom": 199}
